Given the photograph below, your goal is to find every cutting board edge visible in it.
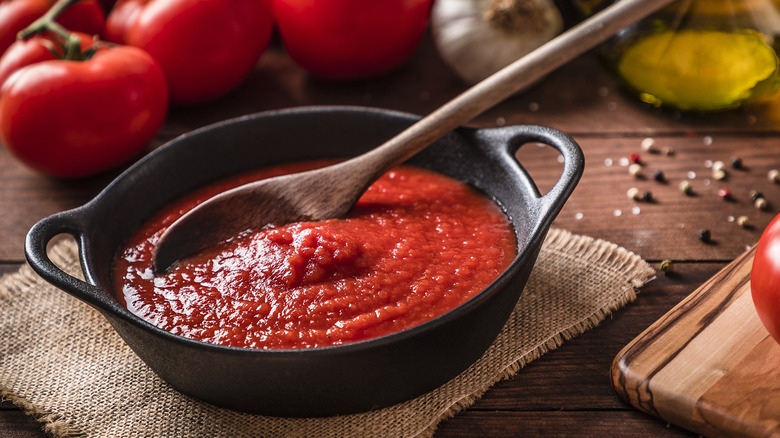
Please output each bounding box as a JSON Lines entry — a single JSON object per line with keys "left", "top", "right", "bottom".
{"left": 609, "top": 245, "right": 780, "bottom": 437}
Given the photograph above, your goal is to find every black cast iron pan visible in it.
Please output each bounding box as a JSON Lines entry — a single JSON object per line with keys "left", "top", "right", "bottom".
{"left": 25, "top": 106, "right": 583, "bottom": 416}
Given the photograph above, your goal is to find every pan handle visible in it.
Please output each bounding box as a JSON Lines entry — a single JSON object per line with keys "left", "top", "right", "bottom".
{"left": 524, "top": 125, "right": 582, "bottom": 217}
{"left": 25, "top": 209, "right": 112, "bottom": 312}
{"left": 488, "top": 124, "right": 584, "bottom": 232}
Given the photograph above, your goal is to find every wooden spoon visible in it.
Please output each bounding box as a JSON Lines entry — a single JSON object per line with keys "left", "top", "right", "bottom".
{"left": 153, "top": 0, "right": 674, "bottom": 273}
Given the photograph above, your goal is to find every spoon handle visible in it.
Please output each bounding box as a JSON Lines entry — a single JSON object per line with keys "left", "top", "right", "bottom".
{"left": 349, "top": 0, "right": 676, "bottom": 178}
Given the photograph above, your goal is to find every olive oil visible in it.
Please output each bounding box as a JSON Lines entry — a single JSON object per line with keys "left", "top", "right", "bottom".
{"left": 617, "top": 29, "right": 778, "bottom": 110}
{"left": 574, "top": 0, "right": 780, "bottom": 110}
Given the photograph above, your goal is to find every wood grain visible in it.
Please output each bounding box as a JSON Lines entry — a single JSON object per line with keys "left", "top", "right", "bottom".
{"left": 521, "top": 136, "right": 780, "bottom": 261}
{"left": 435, "top": 410, "right": 695, "bottom": 437}
{"left": 612, "top": 248, "right": 780, "bottom": 437}
{"left": 0, "top": 401, "right": 44, "bottom": 437}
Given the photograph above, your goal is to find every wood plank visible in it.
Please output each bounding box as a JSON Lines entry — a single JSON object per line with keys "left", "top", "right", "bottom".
{"left": 434, "top": 410, "right": 695, "bottom": 437}
{"left": 0, "top": 401, "right": 45, "bottom": 438}
{"left": 0, "top": 264, "right": 23, "bottom": 275}
{"left": 612, "top": 248, "right": 780, "bottom": 437}
{"left": 523, "top": 136, "right": 780, "bottom": 261}
{"left": 2, "top": 406, "right": 696, "bottom": 438}
{"left": 0, "top": 146, "right": 113, "bottom": 262}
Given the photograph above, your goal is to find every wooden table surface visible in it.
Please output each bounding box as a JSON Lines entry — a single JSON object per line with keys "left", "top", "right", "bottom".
{"left": 2, "top": 21, "right": 780, "bottom": 437}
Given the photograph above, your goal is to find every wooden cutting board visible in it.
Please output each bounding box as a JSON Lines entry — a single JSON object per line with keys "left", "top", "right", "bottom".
{"left": 611, "top": 246, "right": 780, "bottom": 437}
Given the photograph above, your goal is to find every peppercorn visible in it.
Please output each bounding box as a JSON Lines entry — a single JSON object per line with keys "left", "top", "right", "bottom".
{"left": 653, "top": 170, "right": 665, "bottom": 182}
{"left": 769, "top": 169, "right": 780, "bottom": 183}
{"left": 679, "top": 180, "right": 693, "bottom": 195}
{"left": 642, "top": 191, "right": 653, "bottom": 202}
{"left": 698, "top": 229, "right": 711, "bottom": 243}
{"left": 717, "top": 188, "right": 732, "bottom": 199}
{"left": 731, "top": 156, "right": 743, "bottom": 169}
{"left": 755, "top": 197, "right": 768, "bottom": 210}
{"left": 629, "top": 153, "right": 642, "bottom": 164}
{"left": 713, "top": 169, "right": 727, "bottom": 180}
{"left": 737, "top": 216, "right": 750, "bottom": 228}
{"left": 663, "top": 147, "right": 675, "bottom": 156}
{"left": 660, "top": 259, "right": 674, "bottom": 274}
{"left": 628, "top": 163, "right": 642, "bottom": 177}
{"left": 640, "top": 137, "right": 657, "bottom": 153}
{"left": 712, "top": 160, "right": 725, "bottom": 172}
{"left": 627, "top": 187, "right": 641, "bottom": 200}
{"left": 750, "top": 190, "right": 764, "bottom": 202}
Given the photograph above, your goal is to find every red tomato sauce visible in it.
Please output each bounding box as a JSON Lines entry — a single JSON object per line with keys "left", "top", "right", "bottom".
{"left": 113, "top": 162, "right": 516, "bottom": 349}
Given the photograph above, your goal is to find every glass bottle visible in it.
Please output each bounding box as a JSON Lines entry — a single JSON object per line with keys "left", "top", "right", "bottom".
{"left": 574, "top": 0, "right": 780, "bottom": 111}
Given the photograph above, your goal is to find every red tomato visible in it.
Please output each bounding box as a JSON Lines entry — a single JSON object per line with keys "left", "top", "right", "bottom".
{"left": 751, "top": 213, "right": 780, "bottom": 344}
{"left": 105, "top": 0, "right": 273, "bottom": 105}
{"left": 272, "top": 0, "right": 432, "bottom": 80}
{"left": 0, "top": 31, "right": 95, "bottom": 86}
{"left": 0, "top": 41, "right": 168, "bottom": 178}
{"left": 0, "top": 0, "right": 105, "bottom": 55}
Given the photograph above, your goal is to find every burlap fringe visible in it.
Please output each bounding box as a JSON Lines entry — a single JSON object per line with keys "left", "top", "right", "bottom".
{"left": 544, "top": 229, "right": 656, "bottom": 287}
{"left": 0, "top": 386, "right": 80, "bottom": 437}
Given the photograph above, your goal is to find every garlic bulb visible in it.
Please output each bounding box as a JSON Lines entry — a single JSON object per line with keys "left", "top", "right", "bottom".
{"left": 431, "top": 0, "right": 564, "bottom": 84}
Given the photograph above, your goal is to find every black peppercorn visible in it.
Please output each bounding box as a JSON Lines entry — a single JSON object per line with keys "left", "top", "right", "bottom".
{"left": 653, "top": 170, "right": 665, "bottom": 182}
{"left": 697, "top": 229, "right": 711, "bottom": 243}
{"left": 750, "top": 190, "right": 764, "bottom": 202}
{"left": 731, "top": 156, "right": 743, "bottom": 169}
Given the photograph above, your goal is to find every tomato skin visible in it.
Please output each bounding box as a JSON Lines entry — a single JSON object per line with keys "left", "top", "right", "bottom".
{"left": 0, "top": 0, "right": 105, "bottom": 55}
{"left": 0, "top": 32, "right": 95, "bottom": 86}
{"left": 751, "top": 213, "right": 780, "bottom": 344}
{"left": 0, "top": 34, "right": 54, "bottom": 87}
{"left": 105, "top": 0, "right": 273, "bottom": 105}
{"left": 272, "top": 0, "right": 432, "bottom": 80}
{"left": 0, "top": 44, "right": 168, "bottom": 178}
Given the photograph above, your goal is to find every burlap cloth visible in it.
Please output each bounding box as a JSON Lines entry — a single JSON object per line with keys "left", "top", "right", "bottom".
{"left": 0, "top": 228, "right": 654, "bottom": 437}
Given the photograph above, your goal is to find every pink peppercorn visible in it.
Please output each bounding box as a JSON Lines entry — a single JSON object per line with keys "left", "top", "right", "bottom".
{"left": 629, "top": 153, "right": 642, "bottom": 164}
{"left": 718, "top": 188, "right": 732, "bottom": 199}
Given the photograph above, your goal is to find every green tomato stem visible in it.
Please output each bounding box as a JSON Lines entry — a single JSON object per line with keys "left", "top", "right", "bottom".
{"left": 16, "top": 0, "right": 95, "bottom": 61}
{"left": 17, "top": 0, "right": 86, "bottom": 41}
